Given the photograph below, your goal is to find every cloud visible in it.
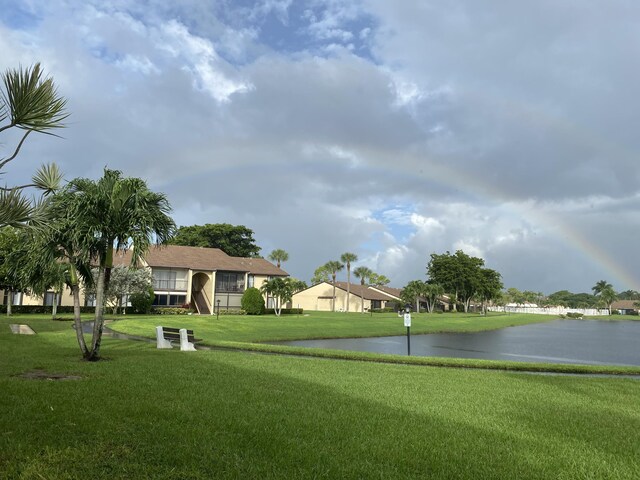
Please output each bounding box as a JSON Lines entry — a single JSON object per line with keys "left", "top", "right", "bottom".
{"left": 2, "top": 0, "right": 639, "bottom": 294}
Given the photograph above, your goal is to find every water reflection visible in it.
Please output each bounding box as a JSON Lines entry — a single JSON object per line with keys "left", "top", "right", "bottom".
{"left": 268, "top": 320, "right": 640, "bottom": 366}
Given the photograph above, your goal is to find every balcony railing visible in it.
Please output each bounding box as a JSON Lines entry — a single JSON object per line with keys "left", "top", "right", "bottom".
{"left": 153, "top": 279, "right": 188, "bottom": 291}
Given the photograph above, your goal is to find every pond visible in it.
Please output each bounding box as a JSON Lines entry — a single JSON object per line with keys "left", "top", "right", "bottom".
{"left": 268, "top": 319, "right": 640, "bottom": 366}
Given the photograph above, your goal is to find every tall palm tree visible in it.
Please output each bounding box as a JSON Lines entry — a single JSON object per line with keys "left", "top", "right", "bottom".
{"left": 64, "top": 168, "right": 175, "bottom": 360}
{"left": 324, "top": 260, "right": 344, "bottom": 312}
{"left": 592, "top": 280, "right": 612, "bottom": 296}
{"left": 1, "top": 63, "right": 67, "bottom": 227}
{"left": 353, "top": 266, "right": 373, "bottom": 313}
{"left": 268, "top": 249, "right": 289, "bottom": 268}
{"left": 340, "top": 252, "right": 358, "bottom": 312}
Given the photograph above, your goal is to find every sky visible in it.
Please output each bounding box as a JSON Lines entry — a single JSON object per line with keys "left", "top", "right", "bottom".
{"left": 1, "top": 0, "right": 640, "bottom": 295}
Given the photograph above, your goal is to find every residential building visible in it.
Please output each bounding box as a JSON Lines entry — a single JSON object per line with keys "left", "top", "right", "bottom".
{"left": 291, "top": 281, "right": 400, "bottom": 312}
{"left": 1, "top": 245, "right": 288, "bottom": 313}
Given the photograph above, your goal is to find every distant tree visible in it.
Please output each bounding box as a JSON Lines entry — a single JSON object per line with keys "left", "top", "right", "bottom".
{"left": 618, "top": 290, "right": 640, "bottom": 301}
{"left": 268, "top": 249, "right": 289, "bottom": 268}
{"left": 369, "top": 273, "right": 390, "bottom": 286}
{"left": 324, "top": 260, "right": 344, "bottom": 312}
{"left": 476, "top": 268, "right": 503, "bottom": 314}
{"left": 427, "top": 250, "right": 485, "bottom": 312}
{"left": 311, "top": 264, "right": 332, "bottom": 285}
{"left": 170, "top": 223, "right": 260, "bottom": 257}
{"left": 592, "top": 281, "right": 617, "bottom": 314}
{"left": 423, "top": 283, "right": 445, "bottom": 313}
{"left": 340, "top": 252, "right": 358, "bottom": 312}
{"left": 0, "top": 63, "right": 68, "bottom": 227}
{"left": 241, "top": 287, "right": 265, "bottom": 315}
{"left": 353, "top": 266, "right": 373, "bottom": 313}
{"left": 401, "top": 280, "right": 426, "bottom": 312}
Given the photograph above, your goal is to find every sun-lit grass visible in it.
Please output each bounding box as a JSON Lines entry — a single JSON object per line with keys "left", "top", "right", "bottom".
{"left": 1, "top": 314, "right": 639, "bottom": 479}
{"left": 109, "top": 310, "right": 558, "bottom": 342}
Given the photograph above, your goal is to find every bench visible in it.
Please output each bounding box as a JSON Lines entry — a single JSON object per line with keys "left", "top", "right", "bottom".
{"left": 156, "top": 326, "right": 201, "bottom": 351}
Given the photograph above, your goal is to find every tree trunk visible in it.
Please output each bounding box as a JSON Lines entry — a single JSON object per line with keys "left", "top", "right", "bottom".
{"left": 51, "top": 292, "right": 59, "bottom": 319}
{"left": 346, "top": 267, "right": 351, "bottom": 312}
{"left": 89, "top": 265, "right": 106, "bottom": 361}
{"left": 332, "top": 274, "right": 336, "bottom": 312}
{"left": 6, "top": 289, "right": 12, "bottom": 316}
{"left": 71, "top": 280, "right": 89, "bottom": 357}
{"left": 415, "top": 296, "right": 420, "bottom": 313}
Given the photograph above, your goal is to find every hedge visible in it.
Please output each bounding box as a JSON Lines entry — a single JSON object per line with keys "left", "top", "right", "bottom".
{"left": 264, "top": 308, "right": 303, "bottom": 315}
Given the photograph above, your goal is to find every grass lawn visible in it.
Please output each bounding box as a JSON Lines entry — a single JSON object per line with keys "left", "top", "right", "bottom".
{"left": 1, "top": 314, "right": 640, "bottom": 478}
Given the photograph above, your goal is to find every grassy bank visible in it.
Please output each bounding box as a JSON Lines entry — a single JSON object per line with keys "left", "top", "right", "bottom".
{"left": 1, "top": 316, "right": 639, "bottom": 479}
{"left": 109, "top": 310, "right": 558, "bottom": 342}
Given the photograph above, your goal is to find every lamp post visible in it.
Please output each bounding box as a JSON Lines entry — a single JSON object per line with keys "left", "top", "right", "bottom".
{"left": 216, "top": 299, "right": 220, "bottom": 319}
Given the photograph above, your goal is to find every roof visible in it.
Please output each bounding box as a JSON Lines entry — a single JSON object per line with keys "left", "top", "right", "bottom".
{"left": 309, "top": 281, "right": 398, "bottom": 301}
{"left": 611, "top": 300, "right": 639, "bottom": 310}
{"left": 369, "top": 285, "right": 402, "bottom": 299}
{"left": 112, "top": 245, "right": 288, "bottom": 276}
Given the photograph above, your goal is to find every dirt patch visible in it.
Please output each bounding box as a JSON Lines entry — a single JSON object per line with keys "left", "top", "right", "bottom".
{"left": 15, "top": 369, "right": 82, "bottom": 381}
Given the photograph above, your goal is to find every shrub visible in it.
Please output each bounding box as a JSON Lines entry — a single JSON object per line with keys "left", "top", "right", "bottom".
{"left": 566, "top": 312, "right": 584, "bottom": 319}
{"left": 0, "top": 305, "right": 97, "bottom": 314}
{"left": 130, "top": 286, "right": 155, "bottom": 314}
{"left": 150, "top": 307, "right": 192, "bottom": 315}
{"left": 241, "top": 287, "right": 265, "bottom": 315}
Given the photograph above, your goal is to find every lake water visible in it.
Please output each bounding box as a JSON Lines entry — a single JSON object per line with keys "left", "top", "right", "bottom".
{"left": 268, "top": 320, "right": 640, "bottom": 366}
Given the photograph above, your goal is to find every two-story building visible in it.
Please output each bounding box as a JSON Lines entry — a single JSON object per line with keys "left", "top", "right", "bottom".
{"left": 1, "top": 245, "right": 288, "bottom": 313}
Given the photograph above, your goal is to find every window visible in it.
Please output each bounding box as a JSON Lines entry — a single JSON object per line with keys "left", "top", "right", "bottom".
{"left": 216, "top": 272, "right": 245, "bottom": 293}
{"left": 85, "top": 294, "right": 96, "bottom": 307}
{"left": 44, "top": 291, "right": 59, "bottom": 306}
{"left": 152, "top": 269, "right": 187, "bottom": 291}
{"left": 153, "top": 294, "right": 186, "bottom": 307}
{"left": 247, "top": 275, "right": 254, "bottom": 288}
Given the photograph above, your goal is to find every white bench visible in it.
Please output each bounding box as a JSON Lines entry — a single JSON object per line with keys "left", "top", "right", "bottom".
{"left": 156, "top": 326, "right": 200, "bottom": 351}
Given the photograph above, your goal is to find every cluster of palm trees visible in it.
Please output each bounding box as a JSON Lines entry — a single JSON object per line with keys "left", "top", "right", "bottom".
{"left": 592, "top": 280, "right": 617, "bottom": 314}
{"left": 312, "top": 253, "right": 391, "bottom": 313}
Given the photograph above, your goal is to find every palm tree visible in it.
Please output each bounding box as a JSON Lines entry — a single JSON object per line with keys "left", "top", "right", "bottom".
{"left": 592, "top": 280, "right": 612, "bottom": 296}
{"left": 1, "top": 63, "right": 68, "bottom": 227}
{"left": 268, "top": 249, "right": 289, "bottom": 268}
{"left": 353, "top": 266, "right": 373, "bottom": 313}
{"left": 592, "top": 280, "right": 616, "bottom": 314}
{"left": 340, "top": 252, "right": 358, "bottom": 312}
{"left": 324, "top": 260, "right": 344, "bottom": 312}
{"left": 63, "top": 168, "right": 175, "bottom": 360}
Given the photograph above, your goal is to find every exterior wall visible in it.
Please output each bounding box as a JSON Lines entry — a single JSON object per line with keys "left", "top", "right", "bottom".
{"left": 292, "top": 283, "right": 371, "bottom": 312}
{"left": 1, "top": 287, "right": 86, "bottom": 307}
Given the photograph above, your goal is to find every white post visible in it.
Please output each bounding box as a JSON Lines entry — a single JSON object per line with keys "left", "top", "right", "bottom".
{"left": 156, "top": 326, "right": 173, "bottom": 349}
{"left": 179, "top": 328, "right": 197, "bottom": 351}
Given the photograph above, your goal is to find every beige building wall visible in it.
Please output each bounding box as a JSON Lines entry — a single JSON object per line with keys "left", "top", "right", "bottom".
{"left": 1, "top": 286, "right": 86, "bottom": 307}
{"left": 292, "top": 283, "right": 371, "bottom": 312}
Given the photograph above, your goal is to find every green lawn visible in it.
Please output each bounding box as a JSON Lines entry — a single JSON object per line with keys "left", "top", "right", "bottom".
{"left": 109, "top": 310, "right": 558, "bottom": 342}
{"left": 1, "top": 315, "right": 639, "bottom": 479}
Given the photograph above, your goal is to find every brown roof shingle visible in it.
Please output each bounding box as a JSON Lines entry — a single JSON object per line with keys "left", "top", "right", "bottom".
{"left": 113, "top": 245, "right": 287, "bottom": 276}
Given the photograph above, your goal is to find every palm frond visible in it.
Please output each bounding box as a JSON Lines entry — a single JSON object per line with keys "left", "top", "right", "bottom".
{"left": 31, "top": 162, "right": 63, "bottom": 194}
{"left": 0, "top": 188, "right": 33, "bottom": 227}
{"left": 1, "top": 63, "right": 68, "bottom": 132}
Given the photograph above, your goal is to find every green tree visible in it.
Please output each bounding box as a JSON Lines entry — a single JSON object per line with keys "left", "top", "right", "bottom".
{"left": 353, "top": 266, "right": 373, "bottom": 313}
{"left": 0, "top": 63, "right": 67, "bottom": 227}
{"left": 369, "top": 273, "right": 390, "bottom": 286}
{"left": 241, "top": 287, "right": 265, "bottom": 315}
{"left": 427, "top": 250, "right": 486, "bottom": 313}
{"left": 60, "top": 168, "right": 175, "bottom": 360}
{"left": 84, "top": 265, "right": 152, "bottom": 315}
{"left": 340, "top": 252, "right": 358, "bottom": 312}
{"left": 170, "top": 223, "right": 260, "bottom": 257}
{"left": 324, "top": 260, "right": 344, "bottom": 312}
{"left": 268, "top": 249, "right": 289, "bottom": 268}
{"left": 476, "top": 268, "right": 503, "bottom": 314}
{"left": 423, "top": 283, "right": 445, "bottom": 313}
{"left": 592, "top": 280, "right": 617, "bottom": 314}
{"left": 260, "top": 277, "right": 300, "bottom": 316}
{"left": 0, "top": 226, "right": 26, "bottom": 315}
{"left": 311, "top": 264, "right": 332, "bottom": 285}
{"left": 401, "top": 280, "right": 426, "bottom": 312}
